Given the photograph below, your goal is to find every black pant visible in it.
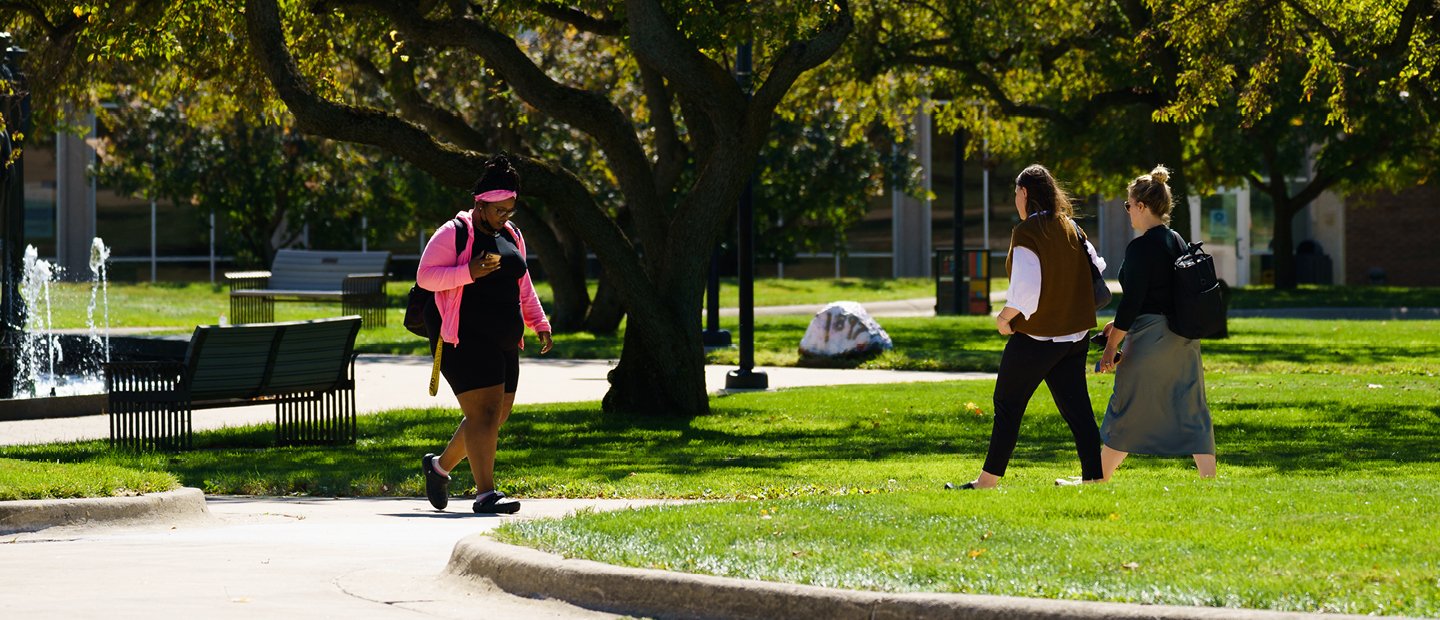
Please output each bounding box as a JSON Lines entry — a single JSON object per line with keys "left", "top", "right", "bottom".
{"left": 983, "top": 333, "right": 1103, "bottom": 480}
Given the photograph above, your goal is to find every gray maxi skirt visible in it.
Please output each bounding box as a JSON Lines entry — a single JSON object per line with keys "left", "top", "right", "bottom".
{"left": 1100, "top": 313, "right": 1215, "bottom": 455}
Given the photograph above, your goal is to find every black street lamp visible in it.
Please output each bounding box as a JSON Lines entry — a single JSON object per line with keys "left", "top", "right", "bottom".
{"left": 952, "top": 128, "right": 967, "bottom": 315}
{"left": 725, "top": 41, "right": 767, "bottom": 390}
{"left": 0, "top": 32, "right": 29, "bottom": 399}
{"left": 701, "top": 248, "right": 730, "bottom": 347}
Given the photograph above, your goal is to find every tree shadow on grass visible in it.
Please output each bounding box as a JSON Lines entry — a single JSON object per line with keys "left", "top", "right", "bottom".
{"left": 1212, "top": 403, "right": 1440, "bottom": 472}
{"left": 1203, "top": 341, "right": 1437, "bottom": 369}
{"left": 5, "top": 384, "right": 1436, "bottom": 495}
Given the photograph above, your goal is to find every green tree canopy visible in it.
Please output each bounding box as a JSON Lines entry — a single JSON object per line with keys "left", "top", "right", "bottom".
{"left": 837, "top": 0, "right": 1437, "bottom": 291}
{"left": 6, "top": 0, "right": 856, "bottom": 417}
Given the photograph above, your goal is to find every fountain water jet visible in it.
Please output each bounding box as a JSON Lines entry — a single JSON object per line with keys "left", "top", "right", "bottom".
{"left": 0, "top": 239, "right": 178, "bottom": 421}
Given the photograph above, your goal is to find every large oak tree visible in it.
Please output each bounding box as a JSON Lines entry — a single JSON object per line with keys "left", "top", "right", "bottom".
{"left": 241, "top": 0, "right": 852, "bottom": 416}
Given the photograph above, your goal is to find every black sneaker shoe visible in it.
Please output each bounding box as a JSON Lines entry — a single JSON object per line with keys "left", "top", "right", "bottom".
{"left": 422, "top": 453, "right": 450, "bottom": 510}
{"left": 472, "top": 491, "right": 520, "bottom": 514}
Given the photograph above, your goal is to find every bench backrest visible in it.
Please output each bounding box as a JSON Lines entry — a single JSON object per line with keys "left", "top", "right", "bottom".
{"left": 268, "top": 250, "right": 390, "bottom": 291}
{"left": 181, "top": 316, "right": 362, "bottom": 401}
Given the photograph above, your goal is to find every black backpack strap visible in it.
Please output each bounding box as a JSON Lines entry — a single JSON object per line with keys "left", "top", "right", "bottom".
{"left": 1070, "top": 219, "right": 1101, "bottom": 272}
{"left": 453, "top": 217, "right": 468, "bottom": 260}
{"left": 1169, "top": 229, "right": 1190, "bottom": 260}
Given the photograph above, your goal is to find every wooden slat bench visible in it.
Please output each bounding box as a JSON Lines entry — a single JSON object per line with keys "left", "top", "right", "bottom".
{"left": 227, "top": 249, "right": 390, "bottom": 328}
{"left": 104, "top": 316, "right": 362, "bottom": 450}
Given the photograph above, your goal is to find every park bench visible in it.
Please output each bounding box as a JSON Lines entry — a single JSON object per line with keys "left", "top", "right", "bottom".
{"left": 226, "top": 249, "right": 390, "bottom": 328}
{"left": 104, "top": 316, "right": 362, "bottom": 450}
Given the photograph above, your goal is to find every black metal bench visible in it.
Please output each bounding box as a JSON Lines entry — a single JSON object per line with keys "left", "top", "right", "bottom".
{"left": 104, "top": 316, "right": 362, "bottom": 450}
{"left": 227, "top": 249, "right": 390, "bottom": 328}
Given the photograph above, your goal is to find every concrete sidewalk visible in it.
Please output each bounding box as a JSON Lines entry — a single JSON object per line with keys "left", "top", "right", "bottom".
{"left": 3, "top": 495, "right": 670, "bottom": 619}
{"left": 1, "top": 359, "right": 992, "bottom": 619}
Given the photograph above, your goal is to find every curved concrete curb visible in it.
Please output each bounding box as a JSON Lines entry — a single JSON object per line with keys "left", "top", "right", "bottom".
{"left": 0, "top": 487, "right": 210, "bottom": 535}
{"left": 447, "top": 536, "right": 1380, "bottom": 620}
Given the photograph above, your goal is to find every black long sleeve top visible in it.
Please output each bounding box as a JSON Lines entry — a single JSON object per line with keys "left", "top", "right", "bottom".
{"left": 1114, "top": 225, "right": 1183, "bottom": 331}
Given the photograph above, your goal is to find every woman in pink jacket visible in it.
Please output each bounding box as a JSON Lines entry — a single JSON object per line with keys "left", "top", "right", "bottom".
{"left": 417, "top": 155, "right": 553, "bottom": 514}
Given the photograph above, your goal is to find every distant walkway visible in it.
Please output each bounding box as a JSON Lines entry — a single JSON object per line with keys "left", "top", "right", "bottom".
{"left": 1227, "top": 307, "right": 1440, "bottom": 320}
{"left": 727, "top": 293, "right": 1440, "bottom": 321}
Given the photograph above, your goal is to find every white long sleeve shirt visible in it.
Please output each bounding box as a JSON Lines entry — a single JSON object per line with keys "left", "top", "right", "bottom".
{"left": 1004, "top": 241, "right": 1106, "bottom": 342}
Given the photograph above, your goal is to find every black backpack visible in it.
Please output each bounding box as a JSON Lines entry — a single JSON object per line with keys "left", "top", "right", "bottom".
{"left": 403, "top": 218, "right": 468, "bottom": 339}
{"left": 1168, "top": 230, "right": 1226, "bottom": 339}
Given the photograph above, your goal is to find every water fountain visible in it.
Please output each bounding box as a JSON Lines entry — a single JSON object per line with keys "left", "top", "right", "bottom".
{"left": 1, "top": 237, "right": 188, "bottom": 421}
{"left": 0, "top": 242, "right": 110, "bottom": 419}
{"left": 0, "top": 39, "right": 184, "bottom": 422}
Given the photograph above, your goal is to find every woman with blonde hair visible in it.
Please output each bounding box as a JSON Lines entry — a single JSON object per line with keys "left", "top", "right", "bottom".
{"left": 952, "top": 164, "right": 1106, "bottom": 489}
{"left": 1096, "top": 165, "right": 1216, "bottom": 479}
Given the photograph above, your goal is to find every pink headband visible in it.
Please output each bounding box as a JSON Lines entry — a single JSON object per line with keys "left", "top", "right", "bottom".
{"left": 474, "top": 189, "right": 516, "bottom": 203}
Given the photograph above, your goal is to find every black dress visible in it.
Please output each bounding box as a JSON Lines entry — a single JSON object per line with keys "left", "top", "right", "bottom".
{"left": 439, "top": 225, "right": 528, "bottom": 394}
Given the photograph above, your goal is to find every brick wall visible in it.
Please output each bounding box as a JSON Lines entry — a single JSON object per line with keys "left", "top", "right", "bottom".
{"left": 1346, "top": 185, "right": 1440, "bottom": 286}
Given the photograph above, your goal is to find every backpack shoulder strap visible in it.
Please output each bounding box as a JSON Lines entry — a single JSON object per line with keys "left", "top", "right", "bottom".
{"left": 453, "top": 217, "right": 468, "bottom": 258}
{"left": 1168, "top": 229, "right": 1190, "bottom": 260}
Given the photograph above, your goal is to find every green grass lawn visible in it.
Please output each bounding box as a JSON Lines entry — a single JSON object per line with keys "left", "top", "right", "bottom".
{"left": 13, "top": 280, "right": 1440, "bottom": 615}
{"left": 41, "top": 278, "right": 938, "bottom": 331}
{"left": 2, "top": 370, "right": 1437, "bottom": 614}
{"left": 0, "top": 457, "right": 180, "bottom": 501}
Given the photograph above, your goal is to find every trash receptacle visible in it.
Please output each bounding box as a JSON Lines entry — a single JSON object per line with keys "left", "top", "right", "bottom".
{"left": 1294, "top": 240, "right": 1333, "bottom": 285}
{"left": 935, "top": 248, "right": 990, "bottom": 315}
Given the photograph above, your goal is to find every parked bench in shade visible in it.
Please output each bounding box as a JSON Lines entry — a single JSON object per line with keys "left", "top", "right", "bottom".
{"left": 227, "top": 249, "right": 390, "bottom": 328}
{"left": 104, "top": 316, "right": 362, "bottom": 450}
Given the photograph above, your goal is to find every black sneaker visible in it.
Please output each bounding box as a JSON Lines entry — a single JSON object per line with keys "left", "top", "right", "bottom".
{"left": 422, "top": 453, "right": 450, "bottom": 510}
{"left": 472, "top": 491, "right": 521, "bottom": 514}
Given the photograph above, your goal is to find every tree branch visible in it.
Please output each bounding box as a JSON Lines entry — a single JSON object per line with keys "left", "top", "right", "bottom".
{"left": 749, "top": 0, "right": 854, "bottom": 117}
{"left": 1384, "top": 0, "right": 1429, "bottom": 61}
{"left": 0, "top": 1, "right": 56, "bottom": 36}
{"left": 675, "top": 90, "right": 715, "bottom": 173}
{"left": 327, "top": 0, "right": 669, "bottom": 255}
{"left": 1280, "top": 0, "right": 1352, "bottom": 59}
{"left": 352, "top": 53, "right": 491, "bottom": 153}
{"left": 893, "top": 52, "right": 1072, "bottom": 125}
{"left": 1291, "top": 168, "right": 1339, "bottom": 208}
{"left": 1244, "top": 170, "right": 1267, "bottom": 190}
{"left": 624, "top": 0, "right": 746, "bottom": 131}
{"left": 640, "top": 61, "right": 686, "bottom": 198}
{"left": 244, "top": 0, "right": 650, "bottom": 292}
{"left": 533, "top": 3, "right": 622, "bottom": 36}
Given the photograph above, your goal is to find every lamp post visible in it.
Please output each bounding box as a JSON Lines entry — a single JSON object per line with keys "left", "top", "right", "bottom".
{"left": 725, "top": 40, "right": 767, "bottom": 390}
{"left": 952, "top": 128, "right": 966, "bottom": 315}
{"left": 701, "top": 248, "right": 730, "bottom": 346}
{"left": 0, "top": 33, "right": 29, "bottom": 398}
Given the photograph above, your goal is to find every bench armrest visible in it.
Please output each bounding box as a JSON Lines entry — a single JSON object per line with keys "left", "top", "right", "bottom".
{"left": 342, "top": 273, "right": 386, "bottom": 295}
{"left": 226, "top": 271, "right": 272, "bottom": 291}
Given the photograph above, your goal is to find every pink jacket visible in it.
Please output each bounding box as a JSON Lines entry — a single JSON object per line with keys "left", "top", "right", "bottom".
{"left": 417, "top": 210, "right": 551, "bottom": 347}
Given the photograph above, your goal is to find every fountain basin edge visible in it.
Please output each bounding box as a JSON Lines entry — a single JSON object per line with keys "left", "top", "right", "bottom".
{"left": 0, "top": 335, "right": 189, "bottom": 421}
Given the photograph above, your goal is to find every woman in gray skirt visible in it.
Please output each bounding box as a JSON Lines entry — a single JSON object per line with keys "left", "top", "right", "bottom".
{"left": 1096, "top": 165, "right": 1216, "bottom": 479}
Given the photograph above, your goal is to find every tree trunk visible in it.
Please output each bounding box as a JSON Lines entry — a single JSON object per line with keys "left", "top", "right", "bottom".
{"left": 1270, "top": 200, "right": 1298, "bottom": 290}
{"left": 602, "top": 297, "right": 707, "bottom": 416}
{"left": 584, "top": 268, "right": 626, "bottom": 334}
{"left": 1154, "top": 122, "right": 1191, "bottom": 240}
{"left": 512, "top": 210, "right": 590, "bottom": 332}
